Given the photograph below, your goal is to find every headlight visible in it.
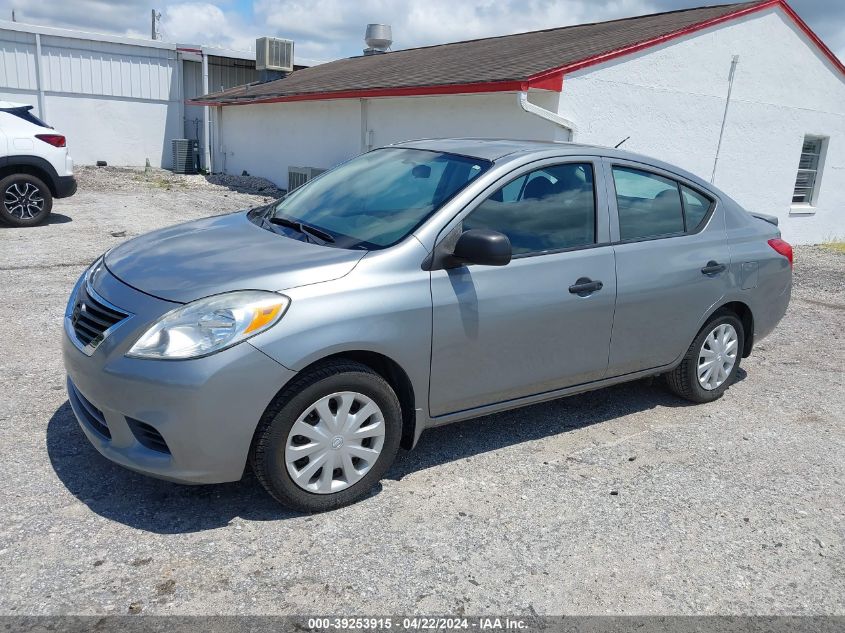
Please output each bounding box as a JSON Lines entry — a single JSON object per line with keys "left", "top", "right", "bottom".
{"left": 126, "top": 290, "right": 289, "bottom": 359}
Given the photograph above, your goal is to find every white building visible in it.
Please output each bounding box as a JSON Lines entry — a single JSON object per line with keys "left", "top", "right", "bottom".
{"left": 0, "top": 20, "right": 260, "bottom": 169}
{"left": 193, "top": 0, "right": 844, "bottom": 244}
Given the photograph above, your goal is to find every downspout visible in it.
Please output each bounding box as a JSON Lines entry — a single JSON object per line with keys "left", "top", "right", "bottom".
{"left": 517, "top": 91, "right": 575, "bottom": 139}
{"left": 34, "top": 33, "right": 46, "bottom": 121}
{"left": 360, "top": 98, "right": 369, "bottom": 153}
{"left": 711, "top": 55, "right": 739, "bottom": 184}
{"left": 201, "top": 51, "right": 212, "bottom": 173}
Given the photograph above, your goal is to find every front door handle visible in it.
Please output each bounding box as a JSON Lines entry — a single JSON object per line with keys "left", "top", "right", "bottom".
{"left": 569, "top": 277, "right": 603, "bottom": 297}
{"left": 701, "top": 261, "right": 727, "bottom": 275}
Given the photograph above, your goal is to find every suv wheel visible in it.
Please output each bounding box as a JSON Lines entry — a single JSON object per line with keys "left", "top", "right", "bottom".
{"left": 250, "top": 360, "right": 402, "bottom": 512}
{"left": 0, "top": 174, "right": 53, "bottom": 226}
{"left": 666, "top": 312, "right": 744, "bottom": 403}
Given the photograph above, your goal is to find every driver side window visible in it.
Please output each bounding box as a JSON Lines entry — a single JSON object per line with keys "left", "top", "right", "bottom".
{"left": 463, "top": 163, "right": 596, "bottom": 255}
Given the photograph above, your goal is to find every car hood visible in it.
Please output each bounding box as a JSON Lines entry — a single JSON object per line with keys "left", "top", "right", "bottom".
{"left": 104, "top": 212, "right": 366, "bottom": 303}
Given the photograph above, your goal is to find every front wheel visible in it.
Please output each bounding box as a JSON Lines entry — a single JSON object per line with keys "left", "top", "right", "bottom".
{"left": 250, "top": 361, "right": 402, "bottom": 512}
{"left": 666, "top": 312, "right": 744, "bottom": 403}
{"left": 0, "top": 174, "right": 53, "bottom": 226}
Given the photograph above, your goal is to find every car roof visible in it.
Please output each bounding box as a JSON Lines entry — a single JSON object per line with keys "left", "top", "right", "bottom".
{"left": 390, "top": 138, "right": 590, "bottom": 161}
{"left": 0, "top": 101, "right": 33, "bottom": 110}
{"left": 391, "top": 137, "right": 715, "bottom": 193}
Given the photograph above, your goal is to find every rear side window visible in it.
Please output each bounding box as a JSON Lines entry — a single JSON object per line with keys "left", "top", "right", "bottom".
{"left": 0, "top": 107, "right": 50, "bottom": 128}
{"left": 681, "top": 185, "right": 712, "bottom": 231}
{"left": 464, "top": 162, "right": 596, "bottom": 255}
{"left": 612, "top": 167, "right": 685, "bottom": 240}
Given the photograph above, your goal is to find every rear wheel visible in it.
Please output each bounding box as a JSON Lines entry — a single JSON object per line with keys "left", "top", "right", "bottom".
{"left": 666, "top": 312, "right": 744, "bottom": 403}
{"left": 0, "top": 174, "right": 53, "bottom": 226}
{"left": 250, "top": 360, "right": 402, "bottom": 512}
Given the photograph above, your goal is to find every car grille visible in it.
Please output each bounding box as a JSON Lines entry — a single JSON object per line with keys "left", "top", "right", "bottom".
{"left": 127, "top": 418, "right": 171, "bottom": 454}
{"left": 67, "top": 379, "right": 111, "bottom": 439}
{"left": 70, "top": 282, "right": 129, "bottom": 350}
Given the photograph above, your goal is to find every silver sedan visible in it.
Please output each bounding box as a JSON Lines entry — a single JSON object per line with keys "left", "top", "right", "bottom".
{"left": 63, "top": 139, "right": 792, "bottom": 512}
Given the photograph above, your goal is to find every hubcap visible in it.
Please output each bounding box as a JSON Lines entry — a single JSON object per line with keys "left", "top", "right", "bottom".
{"left": 284, "top": 391, "right": 386, "bottom": 494}
{"left": 697, "top": 323, "right": 738, "bottom": 390}
{"left": 4, "top": 182, "right": 44, "bottom": 220}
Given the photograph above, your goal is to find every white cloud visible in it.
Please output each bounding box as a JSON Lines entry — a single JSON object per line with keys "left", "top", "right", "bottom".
{"left": 251, "top": 0, "right": 659, "bottom": 60}
{"left": 157, "top": 2, "right": 256, "bottom": 50}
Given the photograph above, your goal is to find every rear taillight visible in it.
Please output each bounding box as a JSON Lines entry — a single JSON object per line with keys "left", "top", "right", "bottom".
{"left": 768, "top": 238, "right": 793, "bottom": 269}
{"left": 35, "top": 134, "right": 66, "bottom": 148}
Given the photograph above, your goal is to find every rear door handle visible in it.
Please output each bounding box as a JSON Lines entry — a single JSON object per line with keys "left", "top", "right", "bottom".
{"left": 701, "top": 261, "right": 726, "bottom": 275}
{"left": 569, "top": 277, "right": 603, "bottom": 297}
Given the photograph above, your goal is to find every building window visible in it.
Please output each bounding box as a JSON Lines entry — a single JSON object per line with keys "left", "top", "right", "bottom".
{"left": 792, "top": 136, "right": 827, "bottom": 207}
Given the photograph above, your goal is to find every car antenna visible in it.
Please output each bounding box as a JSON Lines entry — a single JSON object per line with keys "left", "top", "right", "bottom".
{"left": 614, "top": 136, "right": 630, "bottom": 149}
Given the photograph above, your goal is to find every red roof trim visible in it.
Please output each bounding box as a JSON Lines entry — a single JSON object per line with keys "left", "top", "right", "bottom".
{"left": 529, "top": 0, "right": 843, "bottom": 81}
{"left": 193, "top": 0, "right": 843, "bottom": 106}
{"left": 777, "top": 0, "right": 845, "bottom": 75}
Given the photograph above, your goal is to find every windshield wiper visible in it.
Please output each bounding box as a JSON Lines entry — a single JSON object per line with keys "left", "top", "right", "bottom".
{"left": 269, "top": 216, "right": 335, "bottom": 244}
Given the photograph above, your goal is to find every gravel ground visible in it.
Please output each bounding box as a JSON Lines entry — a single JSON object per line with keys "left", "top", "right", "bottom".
{"left": 0, "top": 167, "right": 842, "bottom": 616}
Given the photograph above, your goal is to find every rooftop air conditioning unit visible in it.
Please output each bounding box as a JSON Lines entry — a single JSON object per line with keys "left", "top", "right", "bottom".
{"left": 288, "top": 166, "right": 326, "bottom": 191}
{"left": 256, "top": 37, "right": 294, "bottom": 72}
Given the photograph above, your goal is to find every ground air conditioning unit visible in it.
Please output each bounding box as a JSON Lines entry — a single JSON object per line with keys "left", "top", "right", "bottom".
{"left": 288, "top": 166, "right": 326, "bottom": 191}
{"left": 172, "top": 138, "right": 198, "bottom": 174}
{"left": 256, "top": 37, "right": 294, "bottom": 72}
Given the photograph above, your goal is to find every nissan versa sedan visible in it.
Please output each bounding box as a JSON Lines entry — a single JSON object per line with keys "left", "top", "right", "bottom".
{"left": 63, "top": 139, "right": 792, "bottom": 512}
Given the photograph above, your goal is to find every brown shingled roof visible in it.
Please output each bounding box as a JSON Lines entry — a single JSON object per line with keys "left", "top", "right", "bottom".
{"left": 189, "top": 1, "right": 814, "bottom": 106}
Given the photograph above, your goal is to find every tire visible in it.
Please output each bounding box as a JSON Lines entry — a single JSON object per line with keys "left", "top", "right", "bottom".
{"left": 250, "top": 360, "right": 402, "bottom": 512}
{"left": 666, "top": 311, "right": 744, "bottom": 403}
{"left": 0, "top": 173, "right": 53, "bottom": 227}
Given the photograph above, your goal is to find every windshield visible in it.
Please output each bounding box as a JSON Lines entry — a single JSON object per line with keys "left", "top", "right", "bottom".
{"left": 267, "top": 148, "right": 490, "bottom": 249}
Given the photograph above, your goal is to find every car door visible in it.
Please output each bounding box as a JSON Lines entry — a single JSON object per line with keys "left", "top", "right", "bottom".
{"left": 602, "top": 158, "right": 731, "bottom": 376}
{"left": 428, "top": 158, "right": 617, "bottom": 417}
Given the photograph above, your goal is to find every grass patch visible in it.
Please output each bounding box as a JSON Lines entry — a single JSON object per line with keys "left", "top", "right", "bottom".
{"left": 132, "top": 174, "right": 183, "bottom": 190}
{"left": 821, "top": 241, "right": 845, "bottom": 254}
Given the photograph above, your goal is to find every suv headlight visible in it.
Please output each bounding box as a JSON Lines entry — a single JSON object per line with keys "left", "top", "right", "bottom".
{"left": 127, "top": 290, "right": 289, "bottom": 359}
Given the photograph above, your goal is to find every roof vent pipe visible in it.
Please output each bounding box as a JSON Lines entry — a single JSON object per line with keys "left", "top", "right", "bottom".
{"left": 517, "top": 91, "right": 576, "bottom": 138}
{"left": 364, "top": 24, "right": 392, "bottom": 55}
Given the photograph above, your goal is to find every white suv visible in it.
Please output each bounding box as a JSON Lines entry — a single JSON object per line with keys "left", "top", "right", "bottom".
{"left": 0, "top": 101, "right": 77, "bottom": 226}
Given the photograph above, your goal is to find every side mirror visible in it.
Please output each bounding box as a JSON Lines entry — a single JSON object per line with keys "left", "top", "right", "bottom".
{"left": 451, "top": 229, "right": 511, "bottom": 267}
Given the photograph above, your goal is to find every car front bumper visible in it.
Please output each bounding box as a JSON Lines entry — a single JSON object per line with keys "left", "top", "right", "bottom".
{"left": 62, "top": 268, "right": 296, "bottom": 484}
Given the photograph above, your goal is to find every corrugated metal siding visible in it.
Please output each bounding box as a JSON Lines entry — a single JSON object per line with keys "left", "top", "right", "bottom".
{"left": 1, "top": 28, "right": 255, "bottom": 103}
{"left": 38, "top": 36, "right": 177, "bottom": 100}
{"left": 183, "top": 57, "right": 258, "bottom": 140}
{"left": 0, "top": 29, "right": 37, "bottom": 90}
{"left": 208, "top": 56, "right": 258, "bottom": 93}
{"left": 183, "top": 57, "right": 259, "bottom": 99}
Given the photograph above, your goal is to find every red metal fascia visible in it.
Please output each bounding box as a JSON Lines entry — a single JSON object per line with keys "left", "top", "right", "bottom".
{"left": 777, "top": 0, "right": 845, "bottom": 75}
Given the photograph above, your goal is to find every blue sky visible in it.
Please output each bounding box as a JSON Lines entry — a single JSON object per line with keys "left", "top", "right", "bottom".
{"left": 0, "top": 0, "right": 842, "bottom": 64}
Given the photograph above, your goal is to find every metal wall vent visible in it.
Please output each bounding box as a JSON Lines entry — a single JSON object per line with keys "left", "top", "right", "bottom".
{"left": 288, "top": 166, "right": 326, "bottom": 191}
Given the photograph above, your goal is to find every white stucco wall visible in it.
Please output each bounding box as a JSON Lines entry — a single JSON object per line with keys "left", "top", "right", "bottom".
{"left": 559, "top": 6, "right": 845, "bottom": 244}
{"left": 217, "top": 99, "right": 362, "bottom": 186}
{"left": 217, "top": 90, "right": 566, "bottom": 189}
{"left": 45, "top": 94, "right": 182, "bottom": 167}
